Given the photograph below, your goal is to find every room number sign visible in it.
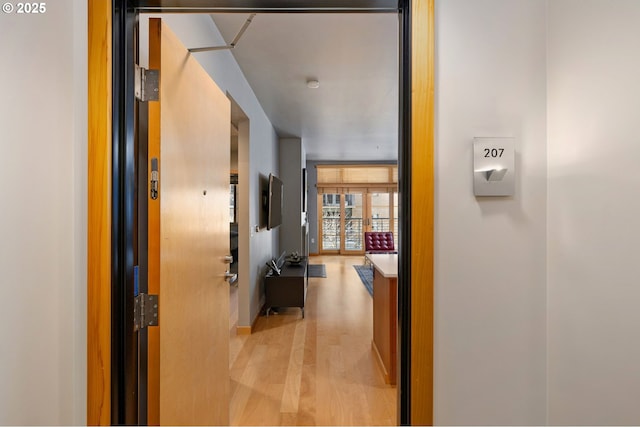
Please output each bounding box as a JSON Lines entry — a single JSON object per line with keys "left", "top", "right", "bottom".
{"left": 473, "top": 137, "right": 515, "bottom": 197}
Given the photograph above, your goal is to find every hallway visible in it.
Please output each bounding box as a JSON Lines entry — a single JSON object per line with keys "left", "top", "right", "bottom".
{"left": 229, "top": 255, "right": 397, "bottom": 425}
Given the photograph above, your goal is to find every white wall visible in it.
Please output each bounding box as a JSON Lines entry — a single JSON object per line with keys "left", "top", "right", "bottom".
{"left": 547, "top": 1, "right": 640, "bottom": 424}
{"left": 434, "top": 1, "right": 547, "bottom": 424}
{"left": 139, "top": 14, "right": 279, "bottom": 327}
{"left": 0, "top": 1, "right": 87, "bottom": 424}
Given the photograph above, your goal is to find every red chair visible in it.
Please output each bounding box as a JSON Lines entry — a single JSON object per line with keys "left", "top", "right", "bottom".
{"left": 364, "top": 231, "right": 396, "bottom": 264}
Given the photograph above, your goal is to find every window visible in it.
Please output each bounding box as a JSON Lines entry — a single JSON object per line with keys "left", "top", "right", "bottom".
{"left": 316, "top": 165, "right": 398, "bottom": 254}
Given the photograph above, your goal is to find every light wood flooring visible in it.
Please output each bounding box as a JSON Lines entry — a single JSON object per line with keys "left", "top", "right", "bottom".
{"left": 229, "top": 255, "right": 397, "bottom": 426}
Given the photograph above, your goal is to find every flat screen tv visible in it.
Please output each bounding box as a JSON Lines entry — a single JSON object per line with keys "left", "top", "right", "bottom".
{"left": 267, "top": 173, "right": 283, "bottom": 230}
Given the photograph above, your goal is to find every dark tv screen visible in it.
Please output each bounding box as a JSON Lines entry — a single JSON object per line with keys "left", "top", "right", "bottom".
{"left": 267, "top": 174, "right": 283, "bottom": 230}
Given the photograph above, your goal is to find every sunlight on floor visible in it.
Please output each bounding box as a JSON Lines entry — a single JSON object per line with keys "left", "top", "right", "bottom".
{"left": 228, "top": 255, "right": 397, "bottom": 426}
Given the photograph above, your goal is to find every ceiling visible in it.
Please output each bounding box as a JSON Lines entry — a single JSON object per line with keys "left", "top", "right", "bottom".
{"left": 210, "top": 13, "right": 399, "bottom": 161}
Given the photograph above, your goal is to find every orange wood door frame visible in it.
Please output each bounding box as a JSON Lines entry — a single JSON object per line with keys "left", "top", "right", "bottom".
{"left": 87, "top": 0, "right": 112, "bottom": 424}
{"left": 87, "top": 1, "right": 435, "bottom": 424}
{"left": 410, "top": 0, "right": 435, "bottom": 424}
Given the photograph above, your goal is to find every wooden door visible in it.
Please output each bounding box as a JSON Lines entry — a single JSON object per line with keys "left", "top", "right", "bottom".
{"left": 147, "top": 18, "right": 231, "bottom": 426}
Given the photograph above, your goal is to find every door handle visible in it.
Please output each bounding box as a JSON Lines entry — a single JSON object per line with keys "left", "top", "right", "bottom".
{"left": 222, "top": 255, "right": 234, "bottom": 264}
{"left": 224, "top": 270, "right": 237, "bottom": 284}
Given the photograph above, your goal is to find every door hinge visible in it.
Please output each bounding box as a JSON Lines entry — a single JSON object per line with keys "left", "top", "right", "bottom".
{"left": 135, "top": 64, "right": 159, "bottom": 102}
{"left": 134, "top": 293, "right": 159, "bottom": 331}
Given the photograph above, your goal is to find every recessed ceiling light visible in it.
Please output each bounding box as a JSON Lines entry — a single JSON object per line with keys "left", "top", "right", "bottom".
{"left": 307, "top": 79, "right": 320, "bottom": 89}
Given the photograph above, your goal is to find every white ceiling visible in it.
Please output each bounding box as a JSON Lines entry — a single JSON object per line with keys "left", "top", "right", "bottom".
{"left": 210, "top": 13, "right": 399, "bottom": 161}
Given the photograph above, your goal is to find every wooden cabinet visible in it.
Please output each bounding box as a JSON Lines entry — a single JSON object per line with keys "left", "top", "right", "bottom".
{"left": 264, "top": 257, "right": 308, "bottom": 318}
{"left": 369, "top": 254, "right": 398, "bottom": 385}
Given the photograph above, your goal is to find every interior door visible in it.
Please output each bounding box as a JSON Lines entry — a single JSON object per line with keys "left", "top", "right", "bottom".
{"left": 147, "top": 18, "right": 231, "bottom": 425}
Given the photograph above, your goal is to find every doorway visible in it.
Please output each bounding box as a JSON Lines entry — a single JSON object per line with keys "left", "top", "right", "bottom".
{"left": 87, "top": 0, "right": 435, "bottom": 425}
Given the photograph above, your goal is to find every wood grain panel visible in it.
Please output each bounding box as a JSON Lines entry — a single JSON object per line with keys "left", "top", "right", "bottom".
{"left": 411, "top": 0, "right": 435, "bottom": 424}
{"left": 280, "top": 320, "right": 306, "bottom": 413}
{"left": 150, "top": 18, "right": 231, "bottom": 425}
{"left": 87, "top": 0, "right": 111, "bottom": 424}
{"left": 372, "top": 268, "right": 397, "bottom": 384}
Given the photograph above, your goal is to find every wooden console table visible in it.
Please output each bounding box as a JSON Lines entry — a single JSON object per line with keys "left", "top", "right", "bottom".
{"left": 265, "top": 257, "right": 308, "bottom": 318}
{"left": 366, "top": 253, "right": 398, "bottom": 385}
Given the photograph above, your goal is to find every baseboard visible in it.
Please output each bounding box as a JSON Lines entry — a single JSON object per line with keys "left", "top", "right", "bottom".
{"left": 371, "top": 340, "right": 391, "bottom": 384}
{"left": 235, "top": 302, "right": 265, "bottom": 335}
{"left": 309, "top": 252, "right": 319, "bottom": 257}
{"left": 236, "top": 325, "right": 252, "bottom": 335}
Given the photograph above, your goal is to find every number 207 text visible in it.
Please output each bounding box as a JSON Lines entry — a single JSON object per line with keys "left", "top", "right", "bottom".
{"left": 484, "top": 148, "right": 504, "bottom": 158}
